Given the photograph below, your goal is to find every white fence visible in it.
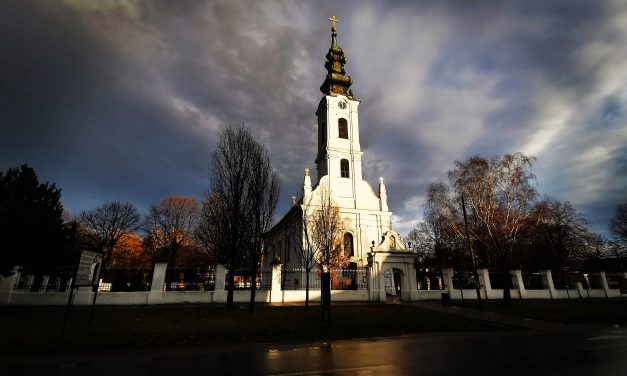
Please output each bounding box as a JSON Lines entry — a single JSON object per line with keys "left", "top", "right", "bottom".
{"left": 1, "top": 263, "right": 625, "bottom": 305}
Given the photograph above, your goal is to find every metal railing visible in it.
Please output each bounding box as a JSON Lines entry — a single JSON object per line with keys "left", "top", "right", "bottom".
{"left": 225, "top": 269, "right": 272, "bottom": 290}
{"left": 281, "top": 268, "right": 368, "bottom": 291}
{"left": 552, "top": 272, "right": 588, "bottom": 290}
{"left": 451, "top": 271, "right": 478, "bottom": 289}
{"left": 162, "top": 266, "right": 216, "bottom": 291}
{"left": 99, "top": 266, "right": 154, "bottom": 292}
{"left": 416, "top": 271, "right": 444, "bottom": 290}
{"left": 13, "top": 266, "right": 75, "bottom": 292}
{"left": 522, "top": 272, "right": 544, "bottom": 290}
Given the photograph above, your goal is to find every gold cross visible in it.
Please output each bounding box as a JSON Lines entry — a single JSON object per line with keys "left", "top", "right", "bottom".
{"left": 329, "top": 16, "right": 339, "bottom": 29}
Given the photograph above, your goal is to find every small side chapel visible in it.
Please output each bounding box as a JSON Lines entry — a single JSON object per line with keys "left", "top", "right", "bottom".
{"left": 265, "top": 17, "right": 416, "bottom": 300}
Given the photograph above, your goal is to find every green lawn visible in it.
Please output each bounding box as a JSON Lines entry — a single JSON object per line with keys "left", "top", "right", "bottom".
{"left": 0, "top": 303, "right": 500, "bottom": 353}
{"left": 454, "top": 298, "right": 627, "bottom": 325}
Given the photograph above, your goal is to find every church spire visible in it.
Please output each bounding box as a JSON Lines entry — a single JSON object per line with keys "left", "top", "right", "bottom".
{"left": 320, "top": 16, "right": 354, "bottom": 99}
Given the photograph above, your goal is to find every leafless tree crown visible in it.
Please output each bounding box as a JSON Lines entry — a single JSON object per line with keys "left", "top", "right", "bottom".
{"left": 78, "top": 201, "right": 140, "bottom": 265}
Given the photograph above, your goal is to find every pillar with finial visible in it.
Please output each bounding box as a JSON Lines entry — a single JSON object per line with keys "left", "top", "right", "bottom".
{"left": 378, "top": 177, "right": 388, "bottom": 211}
{"left": 303, "top": 168, "right": 312, "bottom": 204}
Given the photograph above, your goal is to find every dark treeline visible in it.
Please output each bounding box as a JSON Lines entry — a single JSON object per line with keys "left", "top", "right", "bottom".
{"left": 0, "top": 125, "right": 279, "bottom": 313}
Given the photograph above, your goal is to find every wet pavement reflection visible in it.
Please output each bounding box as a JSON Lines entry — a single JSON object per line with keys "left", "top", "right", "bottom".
{"left": 2, "top": 327, "right": 627, "bottom": 375}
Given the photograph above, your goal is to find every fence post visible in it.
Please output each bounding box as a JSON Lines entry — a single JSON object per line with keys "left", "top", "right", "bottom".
{"left": 213, "top": 264, "right": 227, "bottom": 303}
{"left": 147, "top": 263, "right": 168, "bottom": 304}
{"left": 511, "top": 270, "right": 526, "bottom": 299}
{"left": 0, "top": 267, "right": 20, "bottom": 305}
{"left": 150, "top": 263, "right": 168, "bottom": 292}
{"left": 541, "top": 270, "right": 556, "bottom": 299}
{"left": 442, "top": 268, "right": 455, "bottom": 299}
{"left": 40, "top": 275, "right": 50, "bottom": 292}
{"left": 599, "top": 271, "right": 611, "bottom": 298}
{"left": 575, "top": 281, "right": 585, "bottom": 298}
{"left": 271, "top": 263, "right": 282, "bottom": 303}
{"left": 478, "top": 268, "right": 491, "bottom": 299}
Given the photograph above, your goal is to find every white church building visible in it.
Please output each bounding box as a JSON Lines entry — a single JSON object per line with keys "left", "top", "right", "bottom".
{"left": 265, "top": 18, "right": 418, "bottom": 301}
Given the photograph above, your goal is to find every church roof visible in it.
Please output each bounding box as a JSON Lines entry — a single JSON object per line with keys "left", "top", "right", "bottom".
{"left": 320, "top": 16, "right": 354, "bottom": 99}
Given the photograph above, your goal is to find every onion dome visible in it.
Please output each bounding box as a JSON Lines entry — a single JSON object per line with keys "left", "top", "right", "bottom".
{"left": 320, "top": 16, "right": 354, "bottom": 99}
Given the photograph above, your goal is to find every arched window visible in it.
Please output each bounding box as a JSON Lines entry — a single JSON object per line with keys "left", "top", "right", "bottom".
{"left": 343, "top": 233, "right": 354, "bottom": 257}
{"left": 338, "top": 118, "right": 348, "bottom": 139}
{"left": 340, "top": 159, "right": 350, "bottom": 178}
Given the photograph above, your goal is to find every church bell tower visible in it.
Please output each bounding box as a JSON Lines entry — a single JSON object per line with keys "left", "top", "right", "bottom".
{"left": 315, "top": 17, "right": 365, "bottom": 202}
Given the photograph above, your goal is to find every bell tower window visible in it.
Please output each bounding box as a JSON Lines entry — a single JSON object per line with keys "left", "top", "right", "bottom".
{"left": 338, "top": 118, "right": 348, "bottom": 139}
{"left": 340, "top": 159, "right": 350, "bottom": 178}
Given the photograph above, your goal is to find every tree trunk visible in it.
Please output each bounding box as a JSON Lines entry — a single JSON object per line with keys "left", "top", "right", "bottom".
{"left": 305, "top": 268, "right": 310, "bottom": 310}
{"left": 502, "top": 269, "right": 512, "bottom": 305}
{"left": 321, "top": 272, "right": 331, "bottom": 320}
{"left": 164, "top": 268, "right": 173, "bottom": 291}
{"left": 249, "top": 264, "right": 257, "bottom": 314}
{"left": 226, "top": 266, "right": 235, "bottom": 307}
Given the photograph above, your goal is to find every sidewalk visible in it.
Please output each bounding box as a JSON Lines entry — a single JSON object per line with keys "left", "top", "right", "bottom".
{"left": 409, "top": 301, "right": 610, "bottom": 333}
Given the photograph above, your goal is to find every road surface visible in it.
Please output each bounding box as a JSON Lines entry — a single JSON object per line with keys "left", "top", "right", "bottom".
{"left": 2, "top": 325, "right": 626, "bottom": 375}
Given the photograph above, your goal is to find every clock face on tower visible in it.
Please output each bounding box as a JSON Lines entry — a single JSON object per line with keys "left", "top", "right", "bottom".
{"left": 338, "top": 101, "right": 347, "bottom": 109}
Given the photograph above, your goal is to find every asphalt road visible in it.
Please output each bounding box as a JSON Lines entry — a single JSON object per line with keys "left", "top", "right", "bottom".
{"left": 2, "top": 326, "right": 626, "bottom": 375}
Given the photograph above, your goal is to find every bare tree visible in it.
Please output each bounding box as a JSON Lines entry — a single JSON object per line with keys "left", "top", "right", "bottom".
{"left": 610, "top": 200, "right": 627, "bottom": 254}
{"left": 301, "top": 186, "right": 346, "bottom": 319}
{"left": 78, "top": 201, "right": 140, "bottom": 267}
{"left": 196, "top": 191, "right": 231, "bottom": 265}
{"left": 288, "top": 212, "right": 317, "bottom": 310}
{"left": 245, "top": 141, "right": 279, "bottom": 314}
{"left": 530, "top": 197, "right": 588, "bottom": 274}
{"left": 421, "top": 182, "right": 468, "bottom": 269}
{"left": 406, "top": 223, "right": 437, "bottom": 267}
{"left": 197, "top": 125, "right": 279, "bottom": 310}
{"left": 143, "top": 196, "right": 201, "bottom": 290}
{"left": 575, "top": 232, "right": 612, "bottom": 272}
{"left": 425, "top": 153, "right": 538, "bottom": 304}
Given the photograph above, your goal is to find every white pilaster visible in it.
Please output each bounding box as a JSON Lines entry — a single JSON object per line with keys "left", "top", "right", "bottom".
{"left": 541, "top": 270, "right": 556, "bottom": 299}
{"left": 378, "top": 177, "right": 388, "bottom": 212}
{"left": 150, "top": 263, "right": 168, "bottom": 292}
{"left": 271, "top": 263, "right": 283, "bottom": 303}
{"left": 511, "top": 270, "right": 526, "bottom": 299}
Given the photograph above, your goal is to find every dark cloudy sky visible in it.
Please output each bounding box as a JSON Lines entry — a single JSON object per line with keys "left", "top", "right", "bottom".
{"left": 1, "top": 1, "right": 626, "bottom": 237}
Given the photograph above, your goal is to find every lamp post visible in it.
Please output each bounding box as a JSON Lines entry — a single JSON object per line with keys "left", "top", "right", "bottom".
{"left": 366, "top": 241, "right": 376, "bottom": 301}
{"left": 367, "top": 241, "right": 375, "bottom": 268}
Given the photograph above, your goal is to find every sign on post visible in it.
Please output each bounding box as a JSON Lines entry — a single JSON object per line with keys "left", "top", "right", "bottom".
{"left": 75, "top": 250, "right": 103, "bottom": 287}
{"left": 62, "top": 250, "right": 103, "bottom": 333}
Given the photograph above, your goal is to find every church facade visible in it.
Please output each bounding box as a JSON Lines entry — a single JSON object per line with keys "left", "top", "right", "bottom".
{"left": 265, "top": 19, "right": 416, "bottom": 299}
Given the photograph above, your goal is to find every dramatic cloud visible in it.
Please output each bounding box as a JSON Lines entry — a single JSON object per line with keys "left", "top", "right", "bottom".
{"left": 1, "top": 1, "right": 625, "bottom": 237}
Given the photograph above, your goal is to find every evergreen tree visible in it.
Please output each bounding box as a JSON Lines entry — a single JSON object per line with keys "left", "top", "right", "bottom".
{"left": 0, "top": 165, "right": 67, "bottom": 275}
